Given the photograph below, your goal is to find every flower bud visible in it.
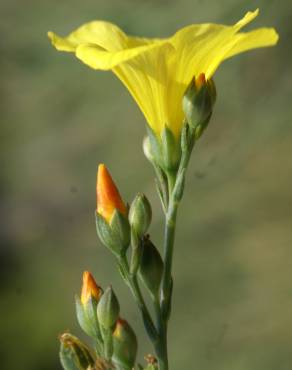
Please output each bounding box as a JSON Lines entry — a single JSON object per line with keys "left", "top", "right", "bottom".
{"left": 97, "top": 286, "right": 120, "bottom": 329}
{"left": 97, "top": 164, "right": 127, "bottom": 223}
{"left": 76, "top": 271, "right": 103, "bottom": 340}
{"left": 96, "top": 164, "right": 130, "bottom": 256}
{"left": 182, "top": 73, "right": 216, "bottom": 138}
{"left": 59, "top": 333, "right": 95, "bottom": 370}
{"left": 129, "top": 193, "right": 152, "bottom": 237}
{"left": 139, "top": 237, "right": 163, "bottom": 298}
{"left": 81, "top": 271, "right": 103, "bottom": 305}
{"left": 112, "top": 318, "right": 138, "bottom": 369}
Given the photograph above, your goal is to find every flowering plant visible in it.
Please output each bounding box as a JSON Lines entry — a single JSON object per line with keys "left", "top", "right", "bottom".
{"left": 49, "top": 9, "right": 278, "bottom": 370}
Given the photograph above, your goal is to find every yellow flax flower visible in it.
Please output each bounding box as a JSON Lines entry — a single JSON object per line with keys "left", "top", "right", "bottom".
{"left": 48, "top": 9, "right": 278, "bottom": 139}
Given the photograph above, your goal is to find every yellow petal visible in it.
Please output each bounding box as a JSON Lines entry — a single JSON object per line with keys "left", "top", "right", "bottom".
{"left": 224, "top": 27, "right": 279, "bottom": 59}
{"left": 113, "top": 43, "right": 175, "bottom": 136}
{"left": 48, "top": 20, "right": 149, "bottom": 53}
{"left": 170, "top": 9, "right": 261, "bottom": 83}
{"left": 75, "top": 41, "right": 167, "bottom": 70}
{"left": 160, "top": 9, "right": 278, "bottom": 136}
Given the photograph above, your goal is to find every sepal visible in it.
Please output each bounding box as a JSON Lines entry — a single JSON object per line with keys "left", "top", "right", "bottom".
{"left": 145, "top": 126, "right": 163, "bottom": 166}
{"left": 75, "top": 295, "right": 102, "bottom": 342}
{"left": 130, "top": 234, "right": 143, "bottom": 276}
{"left": 145, "top": 126, "right": 181, "bottom": 172}
{"left": 138, "top": 237, "right": 163, "bottom": 298}
{"left": 161, "top": 127, "right": 181, "bottom": 172}
{"left": 96, "top": 210, "right": 130, "bottom": 257}
{"left": 110, "top": 209, "right": 131, "bottom": 250}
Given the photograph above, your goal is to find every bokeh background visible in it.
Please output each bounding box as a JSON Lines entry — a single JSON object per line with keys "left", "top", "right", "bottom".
{"left": 1, "top": 0, "right": 291, "bottom": 369}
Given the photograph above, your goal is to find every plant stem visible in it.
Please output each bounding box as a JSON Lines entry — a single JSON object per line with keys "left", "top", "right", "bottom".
{"left": 161, "top": 197, "right": 178, "bottom": 315}
{"left": 150, "top": 170, "right": 177, "bottom": 370}
{"left": 119, "top": 256, "right": 158, "bottom": 342}
{"left": 158, "top": 132, "right": 195, "bottom": 369}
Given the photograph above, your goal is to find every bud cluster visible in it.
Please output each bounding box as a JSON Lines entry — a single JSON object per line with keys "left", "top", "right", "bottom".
{"left": 95, "top": 164, "right": 163, "bottom": 299}
{"left": 60, "top": 271, "right": 138, "bottom": 370}
{"left": 60, "top": 164, "right": 165, "bottom": 370}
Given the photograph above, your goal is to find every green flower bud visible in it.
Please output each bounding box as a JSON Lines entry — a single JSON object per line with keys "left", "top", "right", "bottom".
{"left": 112, "top": 318, "right": 138, "bottom": 369}
{"left": 75, "top": 272, "right": 103, "bottom": 344}
{"left": 97, "top": 286, "right": 120, "bottom": 329}
{"left": 182, "top": 73, "right": 216, "bottom": 138}
{"left": 59, "top": 333, "right": 95, "bottom": 370}
{"left": 129, "top": 193, "right": 152, "bottom": 237}
{"left": 139, "top": 237, "right": 163, "bottom": 297}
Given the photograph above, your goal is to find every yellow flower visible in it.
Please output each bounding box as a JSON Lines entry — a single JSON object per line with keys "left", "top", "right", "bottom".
{"left": 48, "top": 9, "right": 278, "bottom": 139}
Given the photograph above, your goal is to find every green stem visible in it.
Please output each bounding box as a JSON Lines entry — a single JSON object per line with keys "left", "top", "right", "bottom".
{"left": 161, "top": 198, "right": 178, "bottom": 316}
{"left": 157, "top": 132, "right": 195, "bottom": 370}
{"left": 119, "top": 256, "right": 158, "bottom": 342}
{"left": 152, "top": 296, "right": 167, "bottom": 370}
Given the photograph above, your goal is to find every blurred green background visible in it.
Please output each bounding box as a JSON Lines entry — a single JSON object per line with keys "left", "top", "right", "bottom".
{"left": 1, "top": 0, "right": 291, "bottom": 369}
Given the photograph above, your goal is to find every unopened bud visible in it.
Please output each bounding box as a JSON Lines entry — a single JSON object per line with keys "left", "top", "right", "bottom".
{"left": 96, "top": 164, "right": 127, "bottom": 223}
{"left": 95, "top": 165, "right": 130, "bottom": 256}
{"left": 129, "top": 193, "right": 152, "bottom": 237}
{"left": 97, "top": 286, "right": 120, "bottom": 329}
{"left": 139, "top": 237, "right": 163, "bottom": 297}
{"left": 81, "top": 271, "right": 103, "bottom": 305}
{"left": 76, "top": 271, "right": 103, "bottom": 340}
{"left": 95, "top": 164, "right": 130, "bottom": 256}
{"left": 112, "top": 318, "right": 138, "bottom": 369}
{"left": 182, "top": 73, "right": 216, "bottom": 138}
{"left": 59, "top": 333, "right": 95, "bottom": 370}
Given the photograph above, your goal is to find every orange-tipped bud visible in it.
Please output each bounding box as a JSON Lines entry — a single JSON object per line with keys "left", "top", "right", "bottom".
{"left": 81, "top": 271, "right": 103, "bottom": 305}
{"left": 96, "top": 164, "right": 127, "bottom": 223}
{"left": 112, "top": 318, "right": 137, "bottom": 368}
{"left": 195, "top": 72, "right": 206, "bottom": 89}
{"left": 182, "top": 73, "right": 216, "bottom": 138}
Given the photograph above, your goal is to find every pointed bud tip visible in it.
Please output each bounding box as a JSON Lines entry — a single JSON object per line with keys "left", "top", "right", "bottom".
{"left": 96, "top": 163, "right": 127, "bottom": 223}
{"left": 81, "top": 271, "right": 103, "bottom": 305}
{"left": 113, "top": 318, "right": 127, "bottom": 339}
{"left": 196, "top": 73, "right": 206, "bottom": 89}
